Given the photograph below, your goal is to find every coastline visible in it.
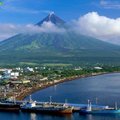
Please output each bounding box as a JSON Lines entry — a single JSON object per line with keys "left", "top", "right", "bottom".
{"left": 16, "top": 72, "right": 118, "bottom": 101}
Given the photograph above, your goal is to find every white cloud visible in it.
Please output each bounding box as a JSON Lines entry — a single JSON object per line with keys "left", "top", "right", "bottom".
{"left": 1, "top": 0, "right": 53, "bottom": 14}
{"left": 24, "top": 22, "right": 66, "bottom": 33}
{"left": 100, "top": 0, "right": 120, "bottom": 9}
{"left": 73, "top": 12, "right": 120, "bottom": 44}
{"left": 2, "top": 6, "right": 40, "bottom": 14}
{"left": 0, "top": 23, "right": 19, "bottom": 40}
{"left": 1, "top": 5, "right": 52, "bottom": 14}
{"left": 0, "top": 22, "right": 66, "bottom": 41}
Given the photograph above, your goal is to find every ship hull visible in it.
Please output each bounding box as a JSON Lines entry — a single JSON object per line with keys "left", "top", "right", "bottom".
{"left": 0, "top": 104, "right": 20, "bottom": 111}
{"left": 80, "top": 109, "right": 120, "bottom": 114}
{"left": 21, "top": 107, "right": 73, "bottom": 114}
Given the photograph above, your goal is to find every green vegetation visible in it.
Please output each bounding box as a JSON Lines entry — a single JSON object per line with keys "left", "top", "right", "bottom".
{"left": 0, "top": 32, "right": 120, "bottom": 66}
{"left": 21, "top": 65, "right": 120, "bottom": 79}
{"left": 0, "top": 64, "right": 120, "bottom": 100}
{"left": 19, "top": 62, "right": 39, "bottom": 66}
{"left": 42, "top": 63, "right": 72, "bottom": 67}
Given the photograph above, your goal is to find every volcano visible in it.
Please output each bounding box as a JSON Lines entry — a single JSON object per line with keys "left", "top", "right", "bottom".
{"left": 0, "top": 13, "right": 120, "bottom": 65}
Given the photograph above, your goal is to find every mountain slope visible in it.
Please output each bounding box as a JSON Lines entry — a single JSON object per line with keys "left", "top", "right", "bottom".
{"left": 0, "top": 32, "right": 120, "bottom": 61}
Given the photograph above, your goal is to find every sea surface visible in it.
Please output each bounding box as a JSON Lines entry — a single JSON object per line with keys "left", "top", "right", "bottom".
{"left": 1, "top": 73, "right": 120, "bottom": 120}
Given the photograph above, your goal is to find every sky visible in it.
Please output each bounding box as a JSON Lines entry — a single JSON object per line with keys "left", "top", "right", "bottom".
{"left": 0, "top": 0, "right": 120, "bottom": 45}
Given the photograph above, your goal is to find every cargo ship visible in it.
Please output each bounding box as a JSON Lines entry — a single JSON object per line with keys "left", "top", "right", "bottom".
{"left": 0, "top": 102, "right": 20, "bottom": 111}
{"left": 79, "top": 101, "right": 120, "bottom": 114}
{"left": 21, "top": 101, "right": 73, "bottom": 114}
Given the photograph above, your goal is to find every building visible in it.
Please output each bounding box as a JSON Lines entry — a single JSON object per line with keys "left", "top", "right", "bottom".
{"left": 22, "top": 80, "right": 30, "bottom": 84}
{"left": 0, "top": 75, "right": 2, "bottom": 79}
{"left": 10, "top": 72, "right": 19, "bottom": 79}
{"left": 74, "top": 67, "right": 82, "bottom": 71}
{"left": 94, "top": 67, "right": 103, "bottom": 70}
{"left": 15, "top": 67, "right": 21, "bottom": 71}
{"left": 40, "top": 77, "right": 48, "bottom": 81}
{"left": 24, "top": 67, "right": 34, "bottom": 72}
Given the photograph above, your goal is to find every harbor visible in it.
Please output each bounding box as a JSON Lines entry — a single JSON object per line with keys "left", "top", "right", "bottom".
{"left": 0, "top": 94, "right": 119, "bottom": 115}
{"left": 0, "top": 73, "right": 120, "bottom": 116}
{"left": 0, "top": 73, "right": 120, "bottom": 120}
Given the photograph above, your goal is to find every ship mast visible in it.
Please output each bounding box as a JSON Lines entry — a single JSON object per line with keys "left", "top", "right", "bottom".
{"left": 49, "top": 96, "right": 52, "bottom": 104}
{"left": 29, "top": 95, "right": 32, "bottom": 103}
{"left": 64, "top": 99, "right": 68, "bottom": 107}
{"left": 115, "top": 102, "right": 118, "bottom": 110}
{"left": 13, "top": 93, "right": 16, "bottom": 104}
{"left": 95, "top": 97, "right": 98, "bottom": 104}
{"left": 4, "top": 89, "right": 7, "bottom": 98}
{"left": 87, "top": 99, "right": 92, "bottom": 111}
{"left": 65, "top": 99, "right": 68, "bottom": 104}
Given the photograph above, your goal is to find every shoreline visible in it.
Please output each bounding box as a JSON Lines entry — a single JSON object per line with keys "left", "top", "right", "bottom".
{"left": 16, "top": 72, "right": 119, "bottom": 101}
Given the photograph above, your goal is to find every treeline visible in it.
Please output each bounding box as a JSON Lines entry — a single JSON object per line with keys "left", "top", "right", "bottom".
{"left": 23, "top": 66, "right": 120, "bottom": 79}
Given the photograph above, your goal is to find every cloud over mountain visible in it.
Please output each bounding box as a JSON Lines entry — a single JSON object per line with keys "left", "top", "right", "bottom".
{"left": 0, "top": 12, "right": 120, "bottom": 45}
{"left": 25, "top": 22, "right": 66, "bottom": 33}
{"left": 0, "top": 23, "right": 19, "bottom": 40}
{"left": 0, "top": 21, "right": 66, "bottom": 40}
{"left": 73, "top": 12, "right": 120, "bottom": 44}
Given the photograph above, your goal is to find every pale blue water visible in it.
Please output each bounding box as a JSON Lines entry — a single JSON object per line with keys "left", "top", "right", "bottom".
{"left": 1, "top": 73, "right": 120, "bottom": 120}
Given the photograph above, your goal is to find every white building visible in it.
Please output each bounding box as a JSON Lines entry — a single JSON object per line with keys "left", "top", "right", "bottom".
{"left": 15, "top": 67, "right": 21, "bottom": 71}
{"left": 3, "top": 69, "right": 12, "bottom": 79}
{"left": 40, "top": 77, "right": 48, "bottom": 81}
{"left": 74, "top": 67, "right": 82, "bottom": 71}
{"left": 11, "top": 72, "right": 19, "bottom": 79}
{"left": 24, "top": 67, "right": 34, "bottom": 72}
{"left": 94, "top": 67, "right": 103, "bottom": 70}
{"left": 0, "top": 75, "right": 2, "bottom": 79}
{"left": 4, "top": 69, "right": 12, "bottom": 74}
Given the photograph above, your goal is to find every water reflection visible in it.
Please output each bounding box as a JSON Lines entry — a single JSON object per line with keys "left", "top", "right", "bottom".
{"left": 29, "top": 112, "right": 73, "bottom": 120}
{"left": 79, "top": 114, "right": 120, "bottom": 120}
{"left": 53, "top": 85, "right": 57, "bottom": 91}
{"left": 86, "top": 114, "right": 93, "bottom": 120}
{"left": 30, "top": 113, "right": 36, "bottom": 120}
{"left": 64, "top": 114, "right": 73, "bottom": 120}
{"left": 37, "top": 113, "right": 73, "bottom": 120}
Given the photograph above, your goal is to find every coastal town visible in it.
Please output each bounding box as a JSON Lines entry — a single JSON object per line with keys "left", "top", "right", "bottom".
{"left": 0, "top": 65, "right": 119, "bottom": 101}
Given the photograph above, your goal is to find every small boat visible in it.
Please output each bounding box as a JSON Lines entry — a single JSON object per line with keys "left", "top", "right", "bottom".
{"left": 79, "top": 101, "right": 120, "bottom": 114}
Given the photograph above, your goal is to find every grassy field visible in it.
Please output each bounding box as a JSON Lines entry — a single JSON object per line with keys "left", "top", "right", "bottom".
{"left": 19, "top": 62, "right": 39, "bottom": 66}
{"left": 42, "top": 63, "right": 72, "bottom": 67}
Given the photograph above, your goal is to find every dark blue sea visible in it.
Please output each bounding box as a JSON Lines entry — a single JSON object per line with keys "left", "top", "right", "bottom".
{"left": 1, "top": 73, "right": 120, "bottom": 120}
